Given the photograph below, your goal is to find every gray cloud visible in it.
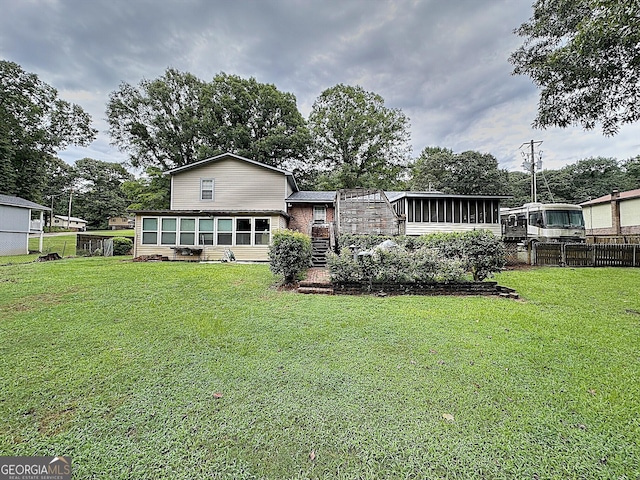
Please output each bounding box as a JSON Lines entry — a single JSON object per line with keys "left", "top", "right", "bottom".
{"left": 2, "top": 0, "right": 638, "bottom": 174}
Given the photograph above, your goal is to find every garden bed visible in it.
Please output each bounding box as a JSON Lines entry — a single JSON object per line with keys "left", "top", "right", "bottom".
{"left": 333, "top": 280, "right": 518, "bottom": 298}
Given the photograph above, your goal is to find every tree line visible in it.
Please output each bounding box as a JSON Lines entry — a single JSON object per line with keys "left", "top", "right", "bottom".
{"left": 2, "top": 0, "right": 639, "bottom": 228}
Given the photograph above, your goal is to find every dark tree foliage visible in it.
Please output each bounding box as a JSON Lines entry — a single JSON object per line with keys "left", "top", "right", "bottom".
{"left": 106, "top": 68, "right": 310, "bottom": 171}
{"left": 511, "top": 0, "right": 640, "bottom": 135}
{"left": 308, "top": 84, "right": 411, "bottom": 190}
{"left": 121, "top": 166, "right": 171, "bottom": 211}
{"left": 410, "top": 147, "right": 510, "bottom": 195}
{"left": 0, "top": 60, "right": 96, "bottom": 201}
{"left": 72, "top": 158, "right": 134, "bottom": 229}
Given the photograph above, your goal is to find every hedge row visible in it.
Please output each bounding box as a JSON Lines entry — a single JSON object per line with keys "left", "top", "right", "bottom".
{"left": 330, "top": 231, "right": 506, "bottom": 282}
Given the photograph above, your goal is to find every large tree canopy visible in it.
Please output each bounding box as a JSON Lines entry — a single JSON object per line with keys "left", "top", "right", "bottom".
{"left": 308, "top": 84, "right": 411, "bottom": 190}
{"left": 0, "top": 60, "right": 96, "bottom": 201}
{"left": 106, "top": 68, "right": 310, "bottom": 171}
{"left": 510, "top": 0, "right": 640, "bottom": 135}
{"left": 72, "top": 158, "right": 134, "bottom": 229}
{"left": 409, "top": 147, "right": 510, "bottom": 195}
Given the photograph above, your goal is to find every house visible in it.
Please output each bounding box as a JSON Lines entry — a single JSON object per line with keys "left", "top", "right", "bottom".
{"left": 108, "top": 216, "right": 135, "bottom": 230}
{"left": 0, "top": 194, "right": 50, "bottom": 256}
{"left": 133, "top": 153, "right": 295, "bottom": 261}
{"left": 131, "top": 152, "right": 509, "bottom": 262}
{"left": 580, "top": 189, "right": 640, "bottom": 241}
{"left": 52, "top": 215, "right": 88, "bottom": 231}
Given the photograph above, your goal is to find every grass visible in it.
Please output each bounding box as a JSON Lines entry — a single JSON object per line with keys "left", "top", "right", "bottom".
{"left": 2, "top": 230, "right": 134, "bottom": 265}
{"left": 0, "top": 260, "right": 638, "bottom": 479}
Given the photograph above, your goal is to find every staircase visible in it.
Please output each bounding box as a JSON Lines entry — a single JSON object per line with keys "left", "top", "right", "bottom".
{"left": 311, "top": 237, "right": 330, "bottom": 267}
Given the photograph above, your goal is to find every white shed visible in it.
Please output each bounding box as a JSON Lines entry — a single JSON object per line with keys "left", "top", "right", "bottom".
{"left": 0, "top": 194, "right": 51, "bottom": 256}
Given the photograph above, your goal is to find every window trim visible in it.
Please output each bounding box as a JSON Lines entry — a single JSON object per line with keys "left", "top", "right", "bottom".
{"left": 200, "top": 178, "right": 214, "bottom": 201}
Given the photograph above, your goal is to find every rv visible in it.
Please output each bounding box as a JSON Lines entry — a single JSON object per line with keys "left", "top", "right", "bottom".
{"left": 501, "top": 203, "right": 585, "bottom": 244}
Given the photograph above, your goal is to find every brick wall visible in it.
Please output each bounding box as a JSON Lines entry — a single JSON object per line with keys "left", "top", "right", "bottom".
{"left": 333, "top": 281, "right": 514, "bottom": 296}
{"left": 287, "top": 205, "right": 335, "bottom": 236}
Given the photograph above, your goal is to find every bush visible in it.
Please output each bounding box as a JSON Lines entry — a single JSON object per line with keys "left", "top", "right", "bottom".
{"left": 112, "top": 237, "right": 133, "bottom": 256}
{"left": 330, "top": 230, "right": 504, "bottom": 283}
{"left": 268, "top": 230, "right": 312, "bottom": 284}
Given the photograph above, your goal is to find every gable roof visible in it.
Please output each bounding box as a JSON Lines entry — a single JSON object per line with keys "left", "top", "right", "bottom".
{"left": 580, "top": 188, "right": 640, "bottom": 206}
{"left": 165, "top": 152, "right": 299, "bottom": 192}
{"left": 54, "top": 215, "right": 87, "bottom": 223}
{"left": 0, "top": 194, "right": 50, "bottom": 211}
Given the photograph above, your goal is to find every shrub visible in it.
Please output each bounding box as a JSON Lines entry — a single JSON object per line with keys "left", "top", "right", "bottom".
{"left": 112, "top": 237, "right": 133, "bottom": 256}
{"left": 268, "top": 230, "right": 312, "bottom": 284}
{"left": 330, "top": 230, "right": 504, "bottom": 283}
{"left": 458, "top": 230, "right": 506, "bottom": 281}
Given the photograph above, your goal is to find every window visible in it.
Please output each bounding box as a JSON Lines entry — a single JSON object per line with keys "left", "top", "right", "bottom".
{"left": 236, "top": 218, "right": 251, "bottom": 245}
{"left": 199, "top": 218, "right": 214, "bottom": 245}
{"left": 201, "top": 179, "right": 214, "bottom": 200}
{"left": 453, "top": 200, "right": 461, "bottom": 223}
{"left": 217, "top": 218, "right": 232, "bottom": 245}
{"left": 142, "top": 218, "right": 158, "bottom": 244}
{"left": 313, "top": 205, "right": 326, "bottom": 223}
{"left": 180, "top": 218, "right": 196, "bottom": 245}
{"left": 254, "top": 218, "right": 271, "bottom": 245}
{"left": 161, "top": 218, "right": 177, "bottom": 245}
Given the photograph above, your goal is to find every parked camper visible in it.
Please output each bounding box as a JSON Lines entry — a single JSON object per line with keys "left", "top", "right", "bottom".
{"left": 501, "top": 203, "right": 586, "bottom": 243}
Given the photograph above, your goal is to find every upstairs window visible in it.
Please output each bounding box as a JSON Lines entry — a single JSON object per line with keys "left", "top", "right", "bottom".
{"left": 201, "top": 179, "right": 214, "bottom": 200}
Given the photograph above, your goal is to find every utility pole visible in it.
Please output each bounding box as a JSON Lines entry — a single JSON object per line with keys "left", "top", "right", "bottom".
{"left": 520, "top": 140, "right": 543, "bottom": 203}
{"left": 67, "top": 187, "right": 73, "bottom": 229}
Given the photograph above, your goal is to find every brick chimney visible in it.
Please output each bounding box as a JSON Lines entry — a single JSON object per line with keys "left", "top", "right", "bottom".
{"left": 611, "top": 190, "right": 621, "bottom": 235}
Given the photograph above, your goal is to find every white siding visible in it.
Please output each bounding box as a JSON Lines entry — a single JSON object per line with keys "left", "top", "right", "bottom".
{"left": 171, "top": 158, "right": 288, "bottom": 211}
{"left": 0, "top": 232, "right": 28, "bottom": 256}
{"left": 583, "top": 204, "right": 612, "bottom": 230}
{"left": 620, "top": 198, "right": 640, "bottom": 228}
{"left": 0, "top": 205, "right": 30, "bottom": 234}
{"left": 406, "top": 223, "right": 502, "bottom": 236}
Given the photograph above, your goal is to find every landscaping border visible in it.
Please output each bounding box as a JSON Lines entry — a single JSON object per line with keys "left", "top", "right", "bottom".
{"left": 333, "top": 281, "right": 518, "bottom": 298}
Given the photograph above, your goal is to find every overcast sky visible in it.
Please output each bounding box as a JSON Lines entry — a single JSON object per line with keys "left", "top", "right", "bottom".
{"left": 2, "top": 0, "right": 639, "bottom": 174}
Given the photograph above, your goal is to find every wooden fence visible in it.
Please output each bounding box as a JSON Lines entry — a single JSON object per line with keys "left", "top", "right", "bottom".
{"left": 534, "top": 243, "right": 640, "bottom": 267}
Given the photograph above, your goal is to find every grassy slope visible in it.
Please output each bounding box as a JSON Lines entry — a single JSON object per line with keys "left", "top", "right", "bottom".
{"left": 0, "top": 260, "right": 638, "bottom": 479}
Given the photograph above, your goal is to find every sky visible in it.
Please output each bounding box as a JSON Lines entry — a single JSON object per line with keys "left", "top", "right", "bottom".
{"left": 2, "top": 0, "right": 639, "bottom": 175}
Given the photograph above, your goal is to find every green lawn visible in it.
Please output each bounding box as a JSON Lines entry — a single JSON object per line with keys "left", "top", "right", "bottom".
{"left": 0, "top": 260, "right": 638, "bottom": 479}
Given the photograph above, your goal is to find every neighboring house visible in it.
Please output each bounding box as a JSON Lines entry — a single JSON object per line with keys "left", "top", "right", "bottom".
{"left": 108, "top": 216, "right": 135, "bottom": 230}
{"left": 52, "top": 215, "right": 88, "bottom": 231}
{"left": 0, "top": 194, "right": 50, "bottom": 256}
{"left": 131, "top": 152, "right": 509, "bottom": 262}
{"left": 580, "top": 189, "right": 640, "bottom": 239}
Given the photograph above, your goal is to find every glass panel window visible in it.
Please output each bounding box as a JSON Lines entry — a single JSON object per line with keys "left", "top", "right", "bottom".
{"left": 254, "top": 218, "right": 271, "bottom": 245}
{"left": 236, "top": 218, "right": 251, "bottom": 245}
{"left": 469, "top": 201, "right": 477, "bottom": 223}
{"left": 445, "top": 200, "right": 452, "bottom": 223}
{"left": 453, "top": 200, "right": 461, "bottom": 223}
{"left": 142, "top": 218, "right": 158, "bottom": 244}
{"left": 437, "top": 200, "right": 445, "bottom": 222}
{"left": 161, "top": 218, "right": 177, "bottom": 245}
{"left": 407, "top": 199, "right": 414, "bottom": 222}
{"left": 313, "top": 206, "right": 326, "bottom": 223}
{"left": 217, "top": 218, "right": 232, "bottom": 245}
{"left": 199, "top": 218, "right": 214, "bottom": 245}
{"left": 180, "top": 218, "right": 196, "bottom": 245}
{"left": 201, "top": 179, "right": 214, "bottom": 200}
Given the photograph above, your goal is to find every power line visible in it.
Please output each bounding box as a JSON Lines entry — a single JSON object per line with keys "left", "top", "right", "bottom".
{"left": 520, "top": 140, "right": 543, "bottom": 203}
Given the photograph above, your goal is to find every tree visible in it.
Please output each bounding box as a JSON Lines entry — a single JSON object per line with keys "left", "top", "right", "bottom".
{"left": 72, "top": 158, "right": 134, "bottom": 229}
{"left": 199, "top": 73, "right": 311, "bottom": 168}
{"left": 510, "top": 0, "right": 640, "bottom": 135}
{"left": 0, "top": 60, "right": 96, "bottom": 201}
{"left": 622, "top": 155, "right": 640, "bottom": 188}
{"left": 106, "top": 68, "right": 311, "bottom": 171}
{"left": 308, "top": 84, "right": 411, "bottom": 190}
{"left": 409, "top": 147, "right": 510, "bottom": 195}
{"left": 121, "top": 166, "right": 171, "bottom": 210}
